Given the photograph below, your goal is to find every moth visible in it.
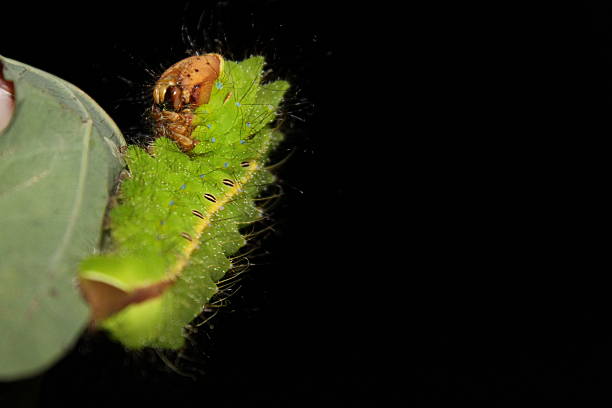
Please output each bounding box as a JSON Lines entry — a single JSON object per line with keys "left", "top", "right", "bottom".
{"left": 79, "top": 54, "right": 289, "bottom": 349}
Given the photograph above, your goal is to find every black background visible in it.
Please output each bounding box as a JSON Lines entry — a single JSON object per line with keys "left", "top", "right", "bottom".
{"left": 1, "top": 1, "right": 398, "bottom": 406}
{"left": 0, "top": 2, "right": 609, "bottom": 406}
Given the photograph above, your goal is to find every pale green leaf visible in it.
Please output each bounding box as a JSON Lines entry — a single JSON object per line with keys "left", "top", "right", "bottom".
{"left": 0, "top": 56, "right": 126, "bottom": 380}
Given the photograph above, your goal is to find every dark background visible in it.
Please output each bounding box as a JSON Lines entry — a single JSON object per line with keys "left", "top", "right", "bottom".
{"left": 1, "top": 1, "right": 398, "bottom": 406}
{"left": 0, "top": 1, "right": 608, "bottom": 406}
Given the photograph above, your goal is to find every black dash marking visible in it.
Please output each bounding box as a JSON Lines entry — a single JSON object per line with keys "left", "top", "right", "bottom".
{"left": 222, "top": 179, "right": 235, "bottom": 187}
{"left": 204, "top": 193, "right": 217, "bottom": 203}
{"left": 240, "top": 161, "right": 251, "bottom": 168}
{"left": 180, "top": 232, "right": 193, "bottom": 241}
{"left": 192, "top": 209, "right": 205, "bottom": 219}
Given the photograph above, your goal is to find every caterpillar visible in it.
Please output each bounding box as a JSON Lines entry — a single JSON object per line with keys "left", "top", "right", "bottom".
{"left": 78, "top": 53, "right": 289, "bottom": 349}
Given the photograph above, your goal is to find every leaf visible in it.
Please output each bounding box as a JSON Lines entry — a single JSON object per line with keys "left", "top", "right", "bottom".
{"left": 0, "top": 56, "right": 126, "bottom": 380}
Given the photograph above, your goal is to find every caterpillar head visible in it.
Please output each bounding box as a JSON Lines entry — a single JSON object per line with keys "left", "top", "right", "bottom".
{"left": 151, "top": 54, "right": 224, "bottom": 151}
{"left": 153, "top": 53, "right": 224, "bottom": 111}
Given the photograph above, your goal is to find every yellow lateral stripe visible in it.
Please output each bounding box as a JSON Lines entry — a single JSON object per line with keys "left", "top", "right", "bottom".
{"left": 167, "top": 161, "right": 259, "bottom": 279}
{"left": 165, "top": 122, "right": 278, "bottom": 280}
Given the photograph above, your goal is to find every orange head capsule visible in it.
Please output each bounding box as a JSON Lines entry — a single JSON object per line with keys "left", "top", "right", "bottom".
{"left": 153, "top": 54, "right": 223, "bottom": 111}
{"left": 151, "top": 54, "right": 223, "bottom": 151}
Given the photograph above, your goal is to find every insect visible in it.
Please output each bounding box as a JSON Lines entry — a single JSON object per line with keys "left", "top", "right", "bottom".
{"left": 151, "top": 54, "right": 222, "bottom": 151}
{"left": 79, "top": 54, "right": 290, "bottom": 349}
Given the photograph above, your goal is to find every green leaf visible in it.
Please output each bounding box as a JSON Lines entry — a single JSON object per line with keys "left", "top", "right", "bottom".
{"left": 0, "top": 56, "right": 126, "bottom": 380}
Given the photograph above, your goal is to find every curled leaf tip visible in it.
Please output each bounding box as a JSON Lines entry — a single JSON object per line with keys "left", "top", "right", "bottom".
{"left": 0, "top": 61, "right": 15, "bottom": 132}
{"left": 80, "top": 278, "right": 174, "bottom": 324}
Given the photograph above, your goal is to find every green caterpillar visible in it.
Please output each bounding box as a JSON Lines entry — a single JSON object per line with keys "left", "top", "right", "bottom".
{"left": 79, "top": 54, "right": 289, "bottom": 349}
